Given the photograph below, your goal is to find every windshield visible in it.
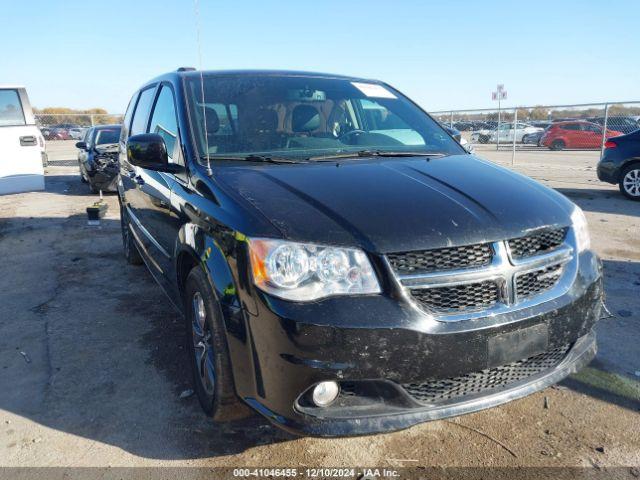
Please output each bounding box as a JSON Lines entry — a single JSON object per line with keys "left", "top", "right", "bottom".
{"left": 184, "top": 75, "right": 463, "bottom": 162}
{"left": 95, "top": 128, "right": 121, "bottom": 145}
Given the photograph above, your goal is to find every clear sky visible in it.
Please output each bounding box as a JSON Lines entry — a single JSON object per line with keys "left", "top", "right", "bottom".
{"left": 2, "top": 0, "right": 638, "bottom": 113}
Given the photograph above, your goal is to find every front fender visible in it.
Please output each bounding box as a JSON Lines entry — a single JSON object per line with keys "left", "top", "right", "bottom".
{"left": 175, "top": 222, "right": 259, "bottom": 315}
{"left": 175, "top": 222, "right": 261, "bottom": 399}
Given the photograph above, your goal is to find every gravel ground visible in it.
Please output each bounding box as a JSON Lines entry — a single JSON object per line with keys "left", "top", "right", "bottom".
{"left": 0, "top": 143, "right": 638, "bottom": 471}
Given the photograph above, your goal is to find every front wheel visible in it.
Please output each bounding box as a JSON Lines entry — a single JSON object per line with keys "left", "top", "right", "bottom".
{"left": 184, "top": 267, "right": 248, "bottom": 421}
{"left": 619, "top": 164, "right": 640, "bottom": 201}
{"left": 550, "top": 139, "right": 565, "bottom": 151}
{"left": 79, "top": 162, "right": 88, "bottom": 183}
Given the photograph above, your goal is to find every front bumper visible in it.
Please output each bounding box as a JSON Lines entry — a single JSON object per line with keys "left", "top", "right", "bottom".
{"left": 87, "top": 164, "right": 118, "bottom": 191}
{"left": 229, "top": 251, "right": 603, "bottom": 436}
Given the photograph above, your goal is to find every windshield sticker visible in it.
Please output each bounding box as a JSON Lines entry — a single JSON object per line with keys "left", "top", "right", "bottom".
{"left": 351, "top": 82, "right": 397, "bottom": 99}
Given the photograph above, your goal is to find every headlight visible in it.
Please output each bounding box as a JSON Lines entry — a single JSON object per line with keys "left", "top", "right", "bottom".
{"left": 570, "top": 205, "right": 590, "bottom": 252}
{"left": 248, "top": 238, "right": 381, "bottom": 301}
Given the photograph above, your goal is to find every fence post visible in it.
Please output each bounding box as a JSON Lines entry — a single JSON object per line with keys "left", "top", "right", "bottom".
{"left": 599, "top": 103, "right": 610, "bottom": 161}
{"left": 450, "top": 111, "right": 453, "bottom": 128}
{"left": 512, "top": 108, "right": 517, "bottom": 166}
{"left": 90, "top": 114, "right": 95, "bottom": 126}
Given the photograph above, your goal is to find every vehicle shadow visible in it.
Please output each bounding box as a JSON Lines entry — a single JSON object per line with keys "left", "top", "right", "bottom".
{"left": 561, "top": 359, "right": 640, "bottom": 414}
{"left": 0, "top": 192, "right": 294, "bottom": 460}
{"left": 558, "top": 255, "right": 640, "bottom": 413}
{"left": 556, "top": 186, "right": 640, "bottom": 217}
{"left": 44, "top": 172, "right": 119, "bottom": 198}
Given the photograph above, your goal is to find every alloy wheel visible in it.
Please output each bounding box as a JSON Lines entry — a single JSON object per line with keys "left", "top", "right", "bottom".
{"left": 623, "top": 168, "right": 640, "bottom": 197}
{"left": 191, "top": 291, "right": 216, "bottom": 396}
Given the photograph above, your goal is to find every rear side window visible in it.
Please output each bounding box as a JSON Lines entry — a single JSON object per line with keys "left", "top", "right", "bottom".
{"left": 130, "top": 87, "right": 156, "bottom": 136}
{"left": 562, "top": 124, "right": 580, "bottom": 131}
{"left": 582, "top": 124, "right": 601, "bottom": 133}
{"left": 0, "top": 89, "right": 25, "bottom": 126}
{"left": 148, "top": 85, "right": 179, "bottom": 162}
{"left": 121, "top": 92, "right": 139, "bottom": 140}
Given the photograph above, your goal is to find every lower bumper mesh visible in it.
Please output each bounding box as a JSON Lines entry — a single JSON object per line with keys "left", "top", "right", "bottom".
{"left": 402, "top": 343, "right": 571, "bottom": 405}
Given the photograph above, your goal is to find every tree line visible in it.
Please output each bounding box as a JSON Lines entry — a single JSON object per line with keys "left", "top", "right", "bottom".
{"left": 33, "top": 107, "right": 122, "bottom": 126}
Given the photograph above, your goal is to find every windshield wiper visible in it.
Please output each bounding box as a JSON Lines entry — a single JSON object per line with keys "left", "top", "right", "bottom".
{"left": 201, "top": 154, "right": 300, "bottom": 164}
{"left": 307, "top": 150, "right": 447, "bottom": 161}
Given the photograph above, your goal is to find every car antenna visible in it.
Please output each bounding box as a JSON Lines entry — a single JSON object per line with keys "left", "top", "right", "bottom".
{"left": 193, "top": 0, "right": 212, "bottom": 176}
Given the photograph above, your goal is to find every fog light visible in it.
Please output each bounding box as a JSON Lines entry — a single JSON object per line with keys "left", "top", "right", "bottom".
{"left": 312, "top": 381, "right": 339, "bottom": 407}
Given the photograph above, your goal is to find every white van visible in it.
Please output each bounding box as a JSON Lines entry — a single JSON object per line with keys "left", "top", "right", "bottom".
{"left": 0, "top": 86, "right": 46, "bottom": 194}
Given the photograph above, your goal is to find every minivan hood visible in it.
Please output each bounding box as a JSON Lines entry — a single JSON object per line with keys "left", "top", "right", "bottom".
{"left": 214, "top": 154, "right": 574, "bottom": 253}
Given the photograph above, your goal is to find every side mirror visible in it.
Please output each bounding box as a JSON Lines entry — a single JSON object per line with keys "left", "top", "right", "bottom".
{"left": 126, "top": 133, "right": 182, "bottom": 173}
{"left": 75, "top": 141, "right": 87, "bottom": 150}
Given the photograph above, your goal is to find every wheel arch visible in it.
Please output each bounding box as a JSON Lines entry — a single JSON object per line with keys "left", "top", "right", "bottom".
{"left": 620, "top": 159, "right": 640, "bottom": 177}
{"left": 174, "top": 222, "right": 244, "bottom": 311}
{"left": 175, "top": 223, "right": 254, "bottom": 421}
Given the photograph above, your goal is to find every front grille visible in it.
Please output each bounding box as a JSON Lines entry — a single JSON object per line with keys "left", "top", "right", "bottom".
{"left": 387, "top": 243, "right": 493, "bottom": 275}
{"left": 410, "top": 281, "right": 499, "bottom": 313}
{"left": 403, "top": 343, "right": 571, "bottom": 405}
{"left": 391, "top": 229, "right": 571, "bottom": 317}
{"left": 516, "top": 264, "right": 564, "bottom": 300}
{"left": 508, "top": 228, "right": 567, "bottom": 259}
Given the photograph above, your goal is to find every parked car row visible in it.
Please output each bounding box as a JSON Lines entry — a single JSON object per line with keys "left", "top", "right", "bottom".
{"left": 469, "top": 122, "right": 545, "bottom": 144}
{"left": 462, "top": 119, "right": 629, "bottom": 150}
{"left": 39, "top": 124, "right": 89, "bottom": 141}
{"left": 450, "top": 116, "right": 639, "bottom": 134}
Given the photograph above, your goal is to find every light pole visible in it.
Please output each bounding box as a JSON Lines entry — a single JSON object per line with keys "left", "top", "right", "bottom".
{"left": 492, "top": 84, "right": 507, "bottom": 150}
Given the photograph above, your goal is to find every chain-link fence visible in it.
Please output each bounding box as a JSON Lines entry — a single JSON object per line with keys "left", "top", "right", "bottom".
{"left": 35, "top": 113, "right": 123, "bottom": 165}
{"left": 430, "top": 101, "right": 640, "bottom": 166}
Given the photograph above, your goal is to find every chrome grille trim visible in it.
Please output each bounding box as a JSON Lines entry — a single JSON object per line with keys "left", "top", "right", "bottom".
{"left": 385, "top": 228, "right": 576, "bottom": 322}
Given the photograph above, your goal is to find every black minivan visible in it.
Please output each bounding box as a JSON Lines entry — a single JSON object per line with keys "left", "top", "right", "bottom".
{"left": 118, "top": 69, "right": 603, "bottom": 436}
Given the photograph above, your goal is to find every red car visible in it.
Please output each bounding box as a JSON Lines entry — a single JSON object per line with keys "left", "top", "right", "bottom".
{"left": 541, "top": 121, "right": 623, "bottom": 150}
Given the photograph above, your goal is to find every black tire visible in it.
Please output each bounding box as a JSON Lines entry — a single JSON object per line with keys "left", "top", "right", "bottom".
{"left": 184, "top": 267, "right": 249, "bottom": 421}
{"left": 89, "top": 182, "right": 99, "bottom": 194}
{"left": 79, "top": 163, "right": 88, "bottom": 183}
{"left": 119, "top": 203, "right": 143, "bottom": 265}
{"left": 479, "top": 135, "right": 489, "bottom": 144}
{"left": 550, "top": 139, "right": 565, "bottom": 151}
{"left": 619, "top": 164, "right": 640, "bottom": 201}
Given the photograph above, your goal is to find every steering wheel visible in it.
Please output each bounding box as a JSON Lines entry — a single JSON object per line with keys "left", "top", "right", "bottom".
{"left": 338, "top": 129, "right": 367, "bottom": 143}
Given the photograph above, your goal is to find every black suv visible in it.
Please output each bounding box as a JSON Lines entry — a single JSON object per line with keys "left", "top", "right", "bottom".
{"left": 118, "top": 69, "right": 603, "bottom": 436}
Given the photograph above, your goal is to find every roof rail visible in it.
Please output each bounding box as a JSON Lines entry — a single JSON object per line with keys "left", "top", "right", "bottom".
{"left": 177, "top": 67, "right": 196, "bottom": 72}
